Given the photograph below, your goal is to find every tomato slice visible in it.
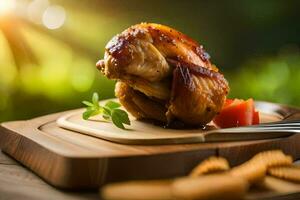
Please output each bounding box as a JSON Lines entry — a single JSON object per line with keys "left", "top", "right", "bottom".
{"left": 253, "top": 111, "right": 260, "bottom": 125}
{"left": 224, "top": 98, "right": 234, "bottom": 107}
{"left": 213, "top": 98, "right": 260, "bottom": 128}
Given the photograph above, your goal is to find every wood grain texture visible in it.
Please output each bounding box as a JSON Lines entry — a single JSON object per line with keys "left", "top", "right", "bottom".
{"left": 0, "top": 101, "right": 300, "bottom": 190}
{"left": 0, "top": 151, "right": 98, "bottom": 200}
{"left": 218, "top": 134, "right": 300, "bottom": 166}
{"left": 0, "top": 114, "right": 215, "bottom": 189}
{"left": 0, "top": 150, "right": 17, "bottom": 165}
{"left": 2, "top": 150, "right": 300, "bottom": 200}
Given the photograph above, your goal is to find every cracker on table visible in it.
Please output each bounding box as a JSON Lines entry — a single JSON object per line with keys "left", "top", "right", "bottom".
{"left": 268, "top": 165, "right": 300, "bottom": 182}
{"left": 229, "top": 150, "right": 292, "bottom": 184}
{"left": 101, "top": 180, "right": 173, "bottom": 200}
{"left": 172, "top": 174, "right": 248, "bottom": 200}
{"left": 189, "top": 156, "right": 230, "bottom": 177}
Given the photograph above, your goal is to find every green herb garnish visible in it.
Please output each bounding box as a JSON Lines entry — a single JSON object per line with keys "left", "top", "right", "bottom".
{"left": 82, "top": 92, "right": 130, "bottom": 129}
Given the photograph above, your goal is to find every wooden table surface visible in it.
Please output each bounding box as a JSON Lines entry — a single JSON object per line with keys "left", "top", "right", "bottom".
{"left": 0, "top": 150, "right": 99, "bottom": 200}
{"left": 2, "top": 149, "right": 300, "bottom": 200}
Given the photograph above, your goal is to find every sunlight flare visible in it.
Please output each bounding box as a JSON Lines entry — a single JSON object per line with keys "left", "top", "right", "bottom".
{"left": 0, "top": 0, "right": 16, "bottom": 15}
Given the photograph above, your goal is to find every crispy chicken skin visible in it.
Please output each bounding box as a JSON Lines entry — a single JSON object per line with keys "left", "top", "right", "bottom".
{"left": 97, "top": 23, "right": 229, "bottom": 126}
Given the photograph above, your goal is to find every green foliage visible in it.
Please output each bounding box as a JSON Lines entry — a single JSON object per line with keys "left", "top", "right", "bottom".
{"left": 227, "top": 52, "right": 300, "bottom": 106}
{"left": 82, "top": 92, "right": 130, "bottom": 129}
{"left": 1, "top": 0, "right": 300, "bottom": 123}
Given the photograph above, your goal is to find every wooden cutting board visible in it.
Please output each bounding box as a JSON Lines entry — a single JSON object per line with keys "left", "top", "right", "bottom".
{"left": 56, "top": 100, "right": 288, "bottom": 145}
{"left": 0, "top": 100, "right": 300, "bottom": 190}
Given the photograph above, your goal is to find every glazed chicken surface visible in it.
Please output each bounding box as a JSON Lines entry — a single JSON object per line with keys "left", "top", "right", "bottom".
{"left": 97, "top": 23, "right": 229, "bottom": 127}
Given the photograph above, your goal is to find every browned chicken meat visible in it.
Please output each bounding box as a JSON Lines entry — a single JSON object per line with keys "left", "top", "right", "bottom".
{"left": 97, "top": 23, "right": 229, "bottom": 127}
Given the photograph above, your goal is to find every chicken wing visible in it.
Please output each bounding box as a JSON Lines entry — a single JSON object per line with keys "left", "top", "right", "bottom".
{"left": 97, "top": 23, "right": 229, "bottom": 127}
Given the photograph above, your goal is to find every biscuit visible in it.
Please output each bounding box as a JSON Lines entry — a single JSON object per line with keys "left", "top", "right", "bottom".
{"left": 268, "top": 166, "right": 300, "bottom": 182}
{"left": 252, "top": 150, "right": 293, "bottom": 168}
{"left": 230, "top": 160, "right": 267, "bottom": 184}
{"left": 189, "top": 157, "right": 230, "bottom": 177}
{"left": 172, "top": 174, "right": 248, "bottom": 200}
{"left": 229, "top": 150, "right": 292, "bottom": 184}
{"left": 256, "top": 176, "right": 300, "bottom": 193}
{"left": 101, "top": 180, "right": 173, "bottom": 200}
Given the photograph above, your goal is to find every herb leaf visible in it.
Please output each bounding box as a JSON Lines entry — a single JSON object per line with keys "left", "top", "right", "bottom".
{"left": 82, "top": 107, "right": 98, "bottom": 120}
{"left": 102, "top": 106, "right": 112, "bottom": 117}
{"left": 82, "top": 92, "right": 130, "bottom": 130}
{"left": 92, "top": 92, "right": 99, "bottom": 108}
{"left": 102, "top": 114, "right": 110, "bottom": 120}
{"left": 105, "top": 101, "right": 121, "bottom": 110}
{"left": 112, "top": 109, "right": 131, "bottom": 125}
{"left": 111, "top": 114, "right": 125, "bottom": 129}
{"left": 82, "top": 101, "right": 94, "bottom": 107}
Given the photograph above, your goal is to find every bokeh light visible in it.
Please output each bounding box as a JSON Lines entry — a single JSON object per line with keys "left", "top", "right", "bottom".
{"left": 70, "top": 58, "right": 95, "bottom": 92}
{"left": 27, "top": 0, "right": 49, "bottom": 24}
{"left": 42, "top": 5, "right": 66, "bottom": 29}
{"left": 0, "top": 0, "right": 16, "bottom": 15}
{"left": 0, "top": 0, "right": 300, "bottom": 123}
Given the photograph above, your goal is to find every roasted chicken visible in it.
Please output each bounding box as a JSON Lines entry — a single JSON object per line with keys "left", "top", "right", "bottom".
{"left": 97, "top": 23, "right": 229, "bottom": 127}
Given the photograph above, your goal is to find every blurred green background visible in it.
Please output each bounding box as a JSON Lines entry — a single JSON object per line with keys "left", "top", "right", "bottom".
{"left": 1, "top": 0, "right": 300, "bottom": 122}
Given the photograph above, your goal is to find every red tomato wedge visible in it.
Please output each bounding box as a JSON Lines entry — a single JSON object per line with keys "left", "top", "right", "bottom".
{"left": 253, "top": 111, "right": 259, "bottom": 125}
{"left": 213, "top": 98, "right": 260, "bottom": 128}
